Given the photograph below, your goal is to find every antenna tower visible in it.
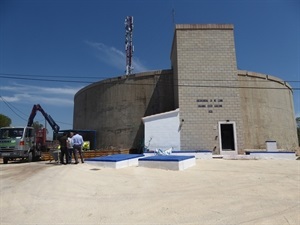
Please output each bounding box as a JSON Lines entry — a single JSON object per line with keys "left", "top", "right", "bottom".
{"left": 125, "top": 16, "right": 134, "bottom": 75}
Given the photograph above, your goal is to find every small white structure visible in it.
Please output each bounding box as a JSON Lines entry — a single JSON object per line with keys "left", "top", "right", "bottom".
{"left": 138, "top": 155, "right": 196, "bottom": 171}
{"left": 266, "top": 141, "right": 277, "bottom": 151}
{"left": 142, "top": 108, "right": 180, "bottom": 151}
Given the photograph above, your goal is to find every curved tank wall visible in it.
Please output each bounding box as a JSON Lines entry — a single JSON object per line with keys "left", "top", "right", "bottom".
{"left": 73, "top": 70, "right": 174, "bottom": 152}
{"left": 238, "top": 70, "right": 298, "bottom": 151}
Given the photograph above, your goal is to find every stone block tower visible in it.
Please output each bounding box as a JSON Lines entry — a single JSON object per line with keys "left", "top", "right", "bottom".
{"left": 171, "top": 24, "right": 244, "bottom": 154}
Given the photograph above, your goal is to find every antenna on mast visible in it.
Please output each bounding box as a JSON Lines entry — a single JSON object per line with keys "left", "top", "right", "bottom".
{"left": 125, "top": 16, "right": 134, "bottom": 75}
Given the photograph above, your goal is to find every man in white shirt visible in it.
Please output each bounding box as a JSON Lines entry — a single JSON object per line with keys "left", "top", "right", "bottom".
{"left": 71, "top": 132, "right": 84, "bottom": 163}
{"left": 67, "top": 132, "right": 76, "bottom": 164}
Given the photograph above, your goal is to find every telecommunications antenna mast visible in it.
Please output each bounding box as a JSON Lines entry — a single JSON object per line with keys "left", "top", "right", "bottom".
{"left": 125, "top": 16, "right": 134, "bottom": 75}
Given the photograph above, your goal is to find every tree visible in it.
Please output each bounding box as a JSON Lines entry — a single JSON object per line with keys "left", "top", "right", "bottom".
{"left": 297, "top": 117, "right": 300, "bottom": 146}
{"left": 32, "top": 121, "right": 44, "bottom": 133}
{"left": 0, "top": 114, "right": 11, "bottom": 128}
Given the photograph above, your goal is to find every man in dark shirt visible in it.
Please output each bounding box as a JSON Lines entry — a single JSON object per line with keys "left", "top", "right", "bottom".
{"left": 59, "top": 132, "right": 68, "bottom": 165}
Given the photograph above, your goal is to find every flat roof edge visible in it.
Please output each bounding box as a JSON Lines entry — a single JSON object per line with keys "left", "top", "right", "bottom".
{"left": 175, "top": 24, "right": 234, "bottom": 30}
{"left": 238, "top": 70, "right": 293, "bottom": 91}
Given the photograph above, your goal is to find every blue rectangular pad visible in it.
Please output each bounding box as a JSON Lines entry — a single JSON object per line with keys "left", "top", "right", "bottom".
{"left": 139, "top": 155, "right": 195, "bottom": 162}
{"left": 86, "top": 154, "right": 144, "bottom": 162}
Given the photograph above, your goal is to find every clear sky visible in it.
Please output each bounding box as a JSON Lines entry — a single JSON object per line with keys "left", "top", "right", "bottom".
{"left": 0, "top": 0, "right": 299, "bottom": 134}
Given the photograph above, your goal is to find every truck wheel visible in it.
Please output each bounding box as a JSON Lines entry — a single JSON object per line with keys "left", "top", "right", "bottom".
{"left": 3, "top": 158, "right": 8, "bottom": 164}
{"left": 34, "top": 154, "right": 41, "bottom": 161}
{"left": 27, "top": 152, "right": 33, "bottom": 162}
{"left": 32, "top": 150, "right": 41, "bottom": 161}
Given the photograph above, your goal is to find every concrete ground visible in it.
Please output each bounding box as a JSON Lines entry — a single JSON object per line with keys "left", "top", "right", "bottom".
{"left": 0, "top": 158, "right": 299, "bottom": 225}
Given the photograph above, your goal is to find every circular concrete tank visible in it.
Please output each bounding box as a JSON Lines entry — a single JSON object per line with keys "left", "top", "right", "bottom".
{"left": 238, "top": 71, "right": 298, "bottom": 151}
{"left": 74, "top": 69, "right": 298, "bottom": 153}
{"left": 74, "top": 70, "right": 174, "bottom": 152}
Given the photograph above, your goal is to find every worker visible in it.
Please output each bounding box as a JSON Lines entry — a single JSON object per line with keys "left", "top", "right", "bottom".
{"left": 71, "top": 131, "right": 84, "bottom": 164}
{"left": 58, "top": 132, "right": 69, "bottom": 165}
{"left": 67, "top": 132, "right": 76, "bottom": 164}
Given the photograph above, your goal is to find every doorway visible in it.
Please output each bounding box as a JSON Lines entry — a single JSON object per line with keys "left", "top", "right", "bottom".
{"left": 218, "top": 121, "right": 237, "bottom": 155}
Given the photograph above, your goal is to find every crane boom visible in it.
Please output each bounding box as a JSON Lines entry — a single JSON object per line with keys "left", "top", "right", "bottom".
{"left": 27, "top": 104, "right": 60, "bottom": 133}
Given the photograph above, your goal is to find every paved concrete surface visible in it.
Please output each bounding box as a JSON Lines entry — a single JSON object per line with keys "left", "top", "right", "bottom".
{"left": 0, "top": 159, "right": 299, "bottom": 225}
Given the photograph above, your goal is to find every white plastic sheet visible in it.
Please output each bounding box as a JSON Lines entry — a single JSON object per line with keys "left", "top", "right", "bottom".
{"left": 154, "top": 147, "right": 173, "bottom": 156}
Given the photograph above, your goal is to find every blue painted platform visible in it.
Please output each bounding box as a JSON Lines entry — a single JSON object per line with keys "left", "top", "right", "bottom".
{"left": 86, "top": 154, "right": 144, "bottom": 168}
{"left": 139, "top": 155, "right": 195, "bottom": 162}
{"left": 138, "top": 155, "right": 196, "bottom": 171}
{"left": 86, "top": 154, "right": 144, "bottom": 162}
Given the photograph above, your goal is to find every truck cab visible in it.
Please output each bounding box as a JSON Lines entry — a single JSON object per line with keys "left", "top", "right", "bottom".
{"left": 0, "top": 126, "right": 40, "bottom": 164}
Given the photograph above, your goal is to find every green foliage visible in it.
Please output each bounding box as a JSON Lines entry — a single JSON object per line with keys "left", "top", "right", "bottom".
{"left": 297, "top": 117, "right": 300, "bottom": 146}
{"left": 298, "top": 128, "right": 300, "bottom": 146}
{"left": 32, "top": 121, "right": 43, "bottom": 129}
{"left": 0, "top": 114, "right": 12, "bottom": 128}
{"left": 32, "top": 121, "right": 44, "bottom": 133}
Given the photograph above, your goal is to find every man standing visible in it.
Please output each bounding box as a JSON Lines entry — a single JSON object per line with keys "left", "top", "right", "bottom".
{"left": 59, "top": 132, "right": 68, "bottom": 165}
{"left": 71, "top": 132, "right": 84, "bottom": 163}
{"left": 67, "top": 132, "right": 76, "bottom": 164}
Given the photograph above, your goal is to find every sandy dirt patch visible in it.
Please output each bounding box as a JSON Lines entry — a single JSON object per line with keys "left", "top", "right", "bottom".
{"left": 0, "top": 159, "right": 299, "bottom": 225}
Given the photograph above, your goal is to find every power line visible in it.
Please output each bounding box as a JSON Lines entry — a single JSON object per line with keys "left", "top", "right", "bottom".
{"left": 0, "top": 96, "right": 73, "bottom": 127}
{"left": 0, "top": 96, "right": 28, "bottom": 117}
{"left": 0, "top": 74, "right": 299, "bottom": 90}
{"left": 0, "top": 72, "right": 299, "bottom": 83}
{"left": 0, "top": 96, "right": 28, "bottom": 122}
{"left": 56, "top": 121, "right": 72, "bottom": 126}
{"left": 0, "top": 72, "right": 105, "bottom": 79}
{"left": 0, "top": 75, "right": 93, "bottom": 84}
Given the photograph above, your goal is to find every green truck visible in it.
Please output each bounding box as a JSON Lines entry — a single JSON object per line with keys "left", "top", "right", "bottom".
{"left": 0, "top": 126, "right": 40, "bottom": 164}
{"left": 0, "top": 104, "right": 60, "bottom": 164}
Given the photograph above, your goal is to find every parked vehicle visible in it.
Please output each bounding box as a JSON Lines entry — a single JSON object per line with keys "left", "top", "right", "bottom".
{"left": 0, "top": 104, "right": 60, "bottom": 164}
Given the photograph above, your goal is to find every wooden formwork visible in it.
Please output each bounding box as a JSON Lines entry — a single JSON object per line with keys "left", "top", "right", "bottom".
{"left": 41, "top": 149, "right": 130, "bottom": 161}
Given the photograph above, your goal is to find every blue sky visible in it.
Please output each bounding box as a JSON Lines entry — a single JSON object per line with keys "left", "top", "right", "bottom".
{"left": 0, "top": 0, "right": 299, "bottom": 133}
